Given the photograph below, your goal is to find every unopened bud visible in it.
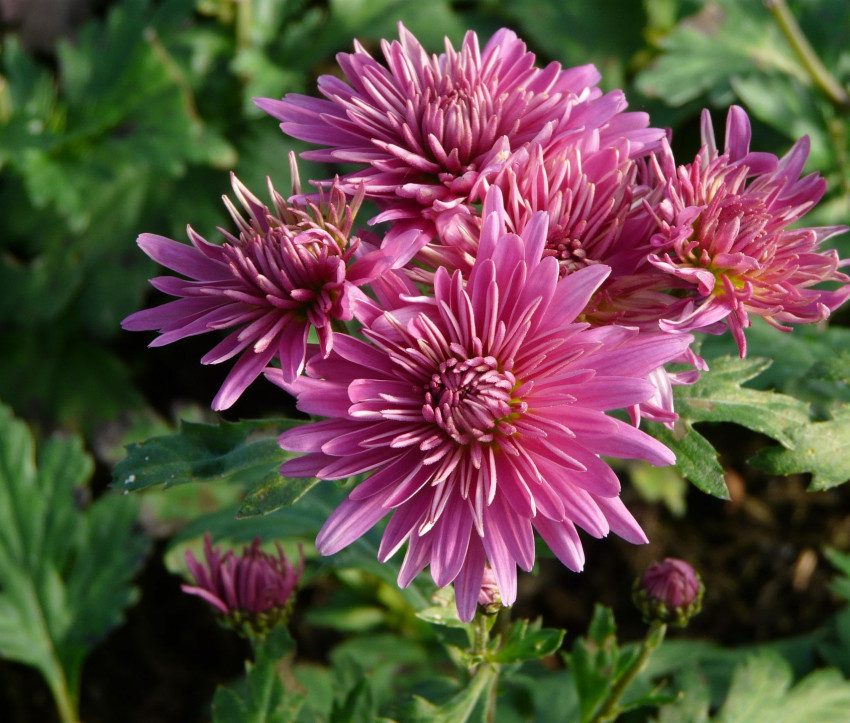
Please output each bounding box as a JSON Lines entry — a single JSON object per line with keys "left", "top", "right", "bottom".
{"left": 477, "top": 566, "right": 502, "bottom": 615}
{"left": 633, "top": 557, "right": 703, "bottom": 627}
{"left": 182, "top": 533, "right": 304, "bottom": 639}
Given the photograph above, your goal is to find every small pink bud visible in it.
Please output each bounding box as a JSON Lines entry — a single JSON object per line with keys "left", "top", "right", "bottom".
{"left": 182, "top": 533, "right": 304, "bottom": 639}
{"left": 633, "top": 557, "right": 703, "bottom": 627}
{"left": 477, "top": 567, "right": 502, "bottom": 615}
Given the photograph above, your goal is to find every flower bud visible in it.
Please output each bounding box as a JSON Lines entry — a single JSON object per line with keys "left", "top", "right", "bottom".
{"left": 477, "top": 567, "right": 502, "bottom": 615}
{"left": 182, "top": 533, "right": 304, "bottom": 639}
{"left": 633, "top": 557, "right": 703, "bottom": 627}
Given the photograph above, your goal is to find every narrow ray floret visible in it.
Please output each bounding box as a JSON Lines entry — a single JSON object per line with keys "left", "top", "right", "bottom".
{"left": 647, "top": 105, "right": 850, "bottom": 355}
{"left": 256, "top": 22, "right": 656, "bottom": 228}
{"left": 272, "top": 188, "right": 693, "bottom": 622}
{"left": 122, "top": 170, "right": 420, "bottom": 410}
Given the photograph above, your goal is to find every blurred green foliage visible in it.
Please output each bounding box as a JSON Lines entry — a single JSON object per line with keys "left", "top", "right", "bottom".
{"left": 2, "top": 0, "right": 849, "bottom": 436}
{"left": 4, "top": 1, "right": 850, "bottom": 720}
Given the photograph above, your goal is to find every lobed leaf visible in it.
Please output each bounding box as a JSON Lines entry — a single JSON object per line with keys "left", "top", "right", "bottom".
{"left": 0, "top": 404, "right": 149, "bottom": 715}
{"left": 113, "top": 418, "right": 300, "bottom": 494}
{"left": 750, "top": 406, "right": 850, "bottom": 489}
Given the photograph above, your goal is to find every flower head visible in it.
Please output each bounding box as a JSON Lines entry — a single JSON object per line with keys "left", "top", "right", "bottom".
{"left": 122, "top": 170, "right": 417, "bottom": 410}
{"left": 272, "top": 188, "right": 692, "bottom": 622}
{"left": 648, "top": 106, "right": 850, "bottom": 355}
{"left": 257, "top": 23, "right": 654, "bottom": 228}
{"left": 182, "top": 533, "right": 304, "bottom": 638}
{"left": 633, "top": 557, "right": 703, "bottom": 627}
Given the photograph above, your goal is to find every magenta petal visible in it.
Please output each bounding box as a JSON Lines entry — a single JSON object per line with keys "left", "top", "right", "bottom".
{"left": 211, "top": 344, "right": 277, "bottom": 410}
{"left": 454, "top": 535, "right": 486, "bottom": 622}
{"left": 138, "top": 233, "right": 225, "bottom": 279}
{"left": 316, "top": 494, "right": 391, "bottom": 555}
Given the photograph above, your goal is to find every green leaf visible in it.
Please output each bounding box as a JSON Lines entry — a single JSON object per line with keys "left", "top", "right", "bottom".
{"left": 629, "top": 461, "right": 688, "bottom": 517}
{"left": 0, "top": 404, "right": 149, "bottom": 720}
{"left": 239, "top": 476, "right": 320, "bottom": 518}
{"left": 113, "top": 417, "right": 300, "bottom": 495}
{"left": 730, "top": 73, "right": 833, "bottom": 169}
{"left": 503, "top": 0, "right": 645, "bottom": 90}
{"left": 406, "top": 664, "right": 498, "bottom": 723}
{"left": 716, "top": 650, "right": 850, "bottom": 723}
{"left": 491, "top": 619, "right": 565, "bottom": 664}
{"left": 212, "top": 626, "right": 305, "bottom": 723}
{"left": 565, "top": 605, "right": 620, "bottom": 722}
{"left": 636, "top": 0, "right": 807, "bottom": 106}
{"left": 648, "top": 355, "right": 815, "bottom": 497}
{"left": 646, "top": 420, "right": 729, "bottom": 499}
{"left": 674, "top": 357, "right": 811, "bottom": 448}
{"left": 824, "top": 547, "right": 850, "bottom": 602}
{"left": 750, "top": 405, "right": 850, "bottom": 489}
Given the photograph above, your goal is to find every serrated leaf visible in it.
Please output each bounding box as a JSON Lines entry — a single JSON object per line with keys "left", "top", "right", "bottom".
{"left": 676, "top": 356, "right": 811, "bottom": 447}
{"left": 750, "top": 405, "right": 850, "bottom": 489}
{"left": 646, "top": 420, "right": 729, "bottom": 499}
{"left": 0, "top": 404, "right": 149, "bottom": 718}
{"left": 212, "top": 626, "right": 305, "bottom": 723}
{"left": 636, "top": 0, "right": 806, "bottom": 105}
{"left": 717, "top": 650, "right": 850, "bottom": 723}
{"left": 491, "top": 619, "right": 565, "bottom": 664}
{"left": 113, "top": 418, "right": 301, "bottom": 495}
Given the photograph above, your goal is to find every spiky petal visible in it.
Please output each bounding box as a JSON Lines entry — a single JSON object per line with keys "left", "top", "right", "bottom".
{"left": 257, "top": 23, "right": 657, "bottom": 228}
{"left": 123, "top": 173, "right": 419, "bottom": 410}
{"left": 647, "top": 106, "right": 850, "bottom": 355}
{"left": 271, "top": 187, "right": 692, "bottom": 621}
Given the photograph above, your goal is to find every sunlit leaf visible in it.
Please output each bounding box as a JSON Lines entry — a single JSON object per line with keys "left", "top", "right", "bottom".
{"left": 716, "top": 650, "right": 850, "bottom": 723}
{"left": 750, "top": 405, "right": 850, "bottom": 489}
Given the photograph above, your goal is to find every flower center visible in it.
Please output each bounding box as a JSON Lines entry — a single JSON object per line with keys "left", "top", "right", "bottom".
{"left": 544, "top": 234, "right": 594, "bottom": 277}
{"left": 224, "top": 229, "right": 346, "bottom": 319}
{"left": 423, "top": 354, "right": 521, "bottom": 444}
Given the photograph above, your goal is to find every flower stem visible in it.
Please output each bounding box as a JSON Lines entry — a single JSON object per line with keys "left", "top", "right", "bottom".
{"left": 591, "top": 620, "right": 667, "bottom": 723}
{"left": 764, "top": 0, "right": 850, "bottom": 111}
{"left": 48, "top": 672, "right": 79, "bottom": 723}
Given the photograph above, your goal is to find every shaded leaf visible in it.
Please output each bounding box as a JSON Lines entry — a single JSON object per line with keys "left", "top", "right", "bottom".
{"left": 113, "top": 418, "right": 300, "bottom": 494}
{"left": 212, "top": 626, "right": 304, "bottom": 723}
{"left": 406, "top": 664, "right": 498, "bottom": 723}
{"left": 491, "top": 619, "right": 564, "bottom": 664}
{"left": 0, "top": 404, "right": 149, "bottom": 716}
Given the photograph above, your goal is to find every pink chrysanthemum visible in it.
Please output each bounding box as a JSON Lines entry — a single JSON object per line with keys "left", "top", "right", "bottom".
{"left": 271, "top": 188, "right": 692, "bottom": 622}
{"left": 182, "top": 534, "right": 304, "bottom": 637}
{"left": 122, "top": 172, "right": 421, "bottom": 410}
{"left": 647, "top": 106, "right": 850, "bottom": 355}
{"left": 257, "top": 23, "right": 655, "bottom": 226}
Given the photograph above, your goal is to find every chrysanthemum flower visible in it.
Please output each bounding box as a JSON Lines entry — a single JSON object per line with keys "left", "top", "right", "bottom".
{"left": 647, "top": 106, "right": 850, "bottom": 355}
{"left": 182, "top": 534, "right": 304, "bottom": 638}
{"left": 271, "top": 188, "right": 692, "bottom": 621}
{"left": 257, "top": 23, "right": 655, "bottom": 227}
{"left": 122, "top": 171, "right": 421, "bottom": 410}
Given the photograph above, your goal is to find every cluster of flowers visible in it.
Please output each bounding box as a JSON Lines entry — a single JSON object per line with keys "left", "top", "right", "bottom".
{"left": 125, "top": 25, "right": 849, "bottom": 621}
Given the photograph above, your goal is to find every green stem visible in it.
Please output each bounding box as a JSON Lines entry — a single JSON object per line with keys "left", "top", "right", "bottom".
{"left": 236, "top": 0, "right": 253, "bottom": 52}
{"left": 47, "top": 669, "right": 79, "bottom": 723}
{"left": 764, "top": 0, "right": 850, "bottom": 111}
{"left": 472, "top": 610, "right": 490, "bottom": 660}
{"left": 591, "top": 620, "right": 667, "bottom": 723}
